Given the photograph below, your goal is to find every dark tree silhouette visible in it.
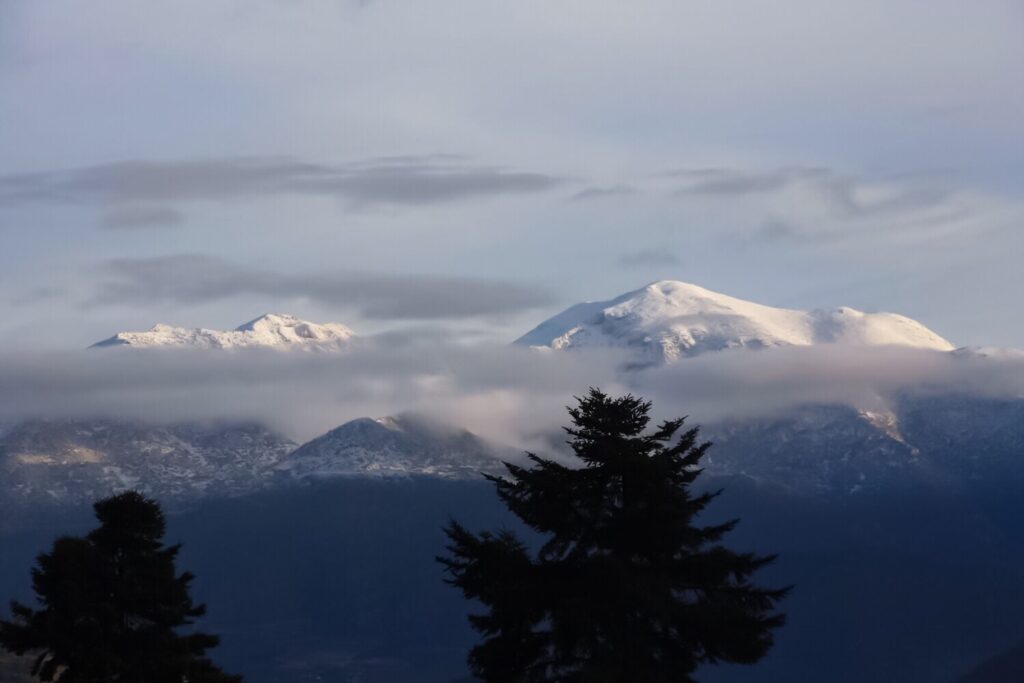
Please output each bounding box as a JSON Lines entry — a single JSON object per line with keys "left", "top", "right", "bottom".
{"left": 0, "top": 491, "right": 240, "bottom": 682}
{"left": 440, "top": 389, "right": 789, "bottom": 682}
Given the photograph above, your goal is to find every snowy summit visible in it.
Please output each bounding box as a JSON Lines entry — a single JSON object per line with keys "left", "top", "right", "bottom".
{"left": 91, "top": 313, "right": 357, "bottom": 350}
{"left": 515, "top": 280, "right": 954, "bottom": 364}
{"left": 274, "top": 414, "right": 509, "bottom": 480}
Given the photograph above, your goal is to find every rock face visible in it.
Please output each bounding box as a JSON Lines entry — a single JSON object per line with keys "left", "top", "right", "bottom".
{"left": 701, "top": 394, "right": 1024, "bottom": 495}
{"left": 0, "top": 419, "right": 296, "bottom": 509}
{"left": 1, "top": 394, "right": 1023, "bottom": 516}
{"left": 516, "top": 280, "right": 954, "bottom": 364}
{"left": 0, "top": 414, "right": 511, "bottom": 517}
{"left": 702, "top": 405, "right": 918, "bottom": 495}
{"left": 91, "top": 313, "right": 357, "bottom": 351}
{"left": 274, "top": 414, "right": 510, "bottom": 480}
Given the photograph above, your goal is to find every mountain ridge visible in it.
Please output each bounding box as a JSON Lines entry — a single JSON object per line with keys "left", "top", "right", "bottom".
{"left": 274, "top": 413, "right": 510, "bottom": 480}
{"left": 516, "top": 280, "right": 955, "bottom": 363}
{"left": 91, "top": 313, "right": 357, "bottom": 350}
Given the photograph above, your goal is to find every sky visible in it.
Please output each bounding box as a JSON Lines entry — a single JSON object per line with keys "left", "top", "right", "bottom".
{"left": 1, "top": 0, "right": 1023, "bottom": 350}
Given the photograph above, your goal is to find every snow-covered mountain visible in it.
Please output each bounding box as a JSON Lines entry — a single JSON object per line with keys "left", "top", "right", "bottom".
{"left": 91, "top": 313, "right": 357, "bottom": 350}
{"left": 516, "top": 281, "right": 954, "bottom": 364}
{"left": 0, "top": 419, "right": 296, "bottom": 515}
{"left": 0, "top": 413, "right": 513, "bottom": 519}
{"left": 3, "top": 393, "right": 1024, "bottom": 516}
{"left": 274, "top": 414, "right": 510, "bottom": 480}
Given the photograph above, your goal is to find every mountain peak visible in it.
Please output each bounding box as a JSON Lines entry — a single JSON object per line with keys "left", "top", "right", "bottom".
{"left": 274, "top": 413, "right": 509, "bottom": 479}
{"left": 235, "top": 313, "right": 304, "bottom": 331}
{"left": 515, "top": 280, "right": 954, "bottom": 363}
{"left": 92, "top": 314, "right": 357, "bottom": 350}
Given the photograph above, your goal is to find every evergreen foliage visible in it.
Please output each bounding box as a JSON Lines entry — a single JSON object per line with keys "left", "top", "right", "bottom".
{"left": 440, "top": 389, "right": 789, "bottom": 682}
{"left": 0, "top": 491, "right": 240, "bottom": 682}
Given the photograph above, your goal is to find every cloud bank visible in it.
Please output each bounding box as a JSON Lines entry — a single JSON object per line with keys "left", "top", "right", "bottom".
{"left": 0, "top": 344, "right": 1021, "bottom": 451}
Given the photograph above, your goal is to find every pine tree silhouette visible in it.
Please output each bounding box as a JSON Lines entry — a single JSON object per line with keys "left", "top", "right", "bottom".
{"left": 440, "top": 389, "right": 789, "bottom": 682}
{"left": 0, "top": 491, "right": 241, "bottom": 682}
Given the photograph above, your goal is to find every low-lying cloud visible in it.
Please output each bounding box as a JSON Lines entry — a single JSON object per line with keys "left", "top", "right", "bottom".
{"left": 0, "top": 343, "right": 1021, "bottom": 452}
{"left": 89, "top": 254, "right": 555, "bottom": 320}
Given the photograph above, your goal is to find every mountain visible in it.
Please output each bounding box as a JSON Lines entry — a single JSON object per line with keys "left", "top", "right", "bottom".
{"left": 274, "top": 414, "right": 511, "bottom": 480}
{"left": 91, "top": 313, "right": 357, "bottom": 350}
{"left": 0, "top": 414, "right": 513, "bottom": 518}
{"left": 516, "top": 281, "right": 954, "bottom": 363}
{"left": 4, "top": 393, "right": 1023, "bottom": 513}
{"left": 0, "top": 419, "right": 296, "bottom": 517}
{"left": 702, "top": 405, "right": 918, "bottom": 495}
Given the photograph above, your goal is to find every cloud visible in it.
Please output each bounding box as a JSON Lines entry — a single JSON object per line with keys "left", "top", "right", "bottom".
{"left": 571, "top": 184, "right": 636, "bottom": 201}
{"left": 0, "top": 344, "right": 1021, "bottom": 449}
{"left": 616, "top": 248, "right": 681, "bottom": 268}
{"left": 100, "top": 206, "right": 184, "bottom": 230}
{"left": 670, "top": 167, "right": 951, "bottom": 216}
{"left": 666, "top": 166, "right": 1011, "bottom": 245}
{"left": 88, "top": 254, "right": 555, "bottom": 320}
{"left": 666, "top": 167, "right": 817, "bottom": 195}
{"left": 0, "top": 156, "right": 564, "bottom": 210}
{"left": 10, "top": 285, "right": 67, "bottom": 306}
{"left": 0, "top": 344, "right": 627, "bottom": 444}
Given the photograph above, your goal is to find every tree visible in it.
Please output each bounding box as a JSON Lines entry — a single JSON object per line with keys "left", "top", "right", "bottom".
{"left": 0, "top": 491, "right": 240, "bottom": 683}
{"left": 440, "top": 389, "right": 789, "bottom": 682}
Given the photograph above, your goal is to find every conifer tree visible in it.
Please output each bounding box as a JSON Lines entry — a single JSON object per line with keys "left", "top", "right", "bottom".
{"left": 440, "top": 389, "right": 789, "bottom": 682}
{"left": 0, "top": 491, "right": 240, "bottom": 682}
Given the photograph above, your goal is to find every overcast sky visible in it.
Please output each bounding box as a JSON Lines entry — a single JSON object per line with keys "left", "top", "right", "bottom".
{"left": 2, "top": 0, "right": 1022, "bottom": 349}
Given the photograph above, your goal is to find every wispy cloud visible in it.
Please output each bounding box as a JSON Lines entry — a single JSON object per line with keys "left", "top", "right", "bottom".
{"left": 0, "top": 155, "right": 564, "bottom": 210}
{"left": 616, "top": 248, "right": 681, "bottom": 268}
{"left": 670, "top": 167, "right": 951, "bottom": 216}
{"left": 88, "top": 254, "right": 555, "bottom": 320}
{"left": 666, "top": 166, "right": 1011, "bottom": 245}
{"left": 571, "top": 184, "right": 636, "bottom": 201}
{"left": 100, "top": 206, "right": 184, "bottom": 230}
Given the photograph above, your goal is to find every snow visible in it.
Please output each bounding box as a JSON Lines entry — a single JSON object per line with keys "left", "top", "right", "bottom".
{"left": 273, "top": 413, "right": 509, "bottom": 480}
{"left": 516, "top": 280, "right": 955, "bottom": 363}
{"left": 91, "top": 313, "right": 357, "bottom": 350}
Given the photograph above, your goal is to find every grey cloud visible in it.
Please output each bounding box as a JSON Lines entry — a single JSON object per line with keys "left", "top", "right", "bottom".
{"left": 635, "top": 345, "right": 1024, "bottom": 425}
{"left": 100, "top": 206, "right": 184, "bottom": 230}
{"left": 0, "top": 156, "right": 564, "bottom": 209}
{"left": 10, "top": 285, "right": 67, "bottom": 306}
{"left": 756, "top": 220, "right": 802, "bottom": 242}
{"left": 571, "top": 184, "right": 636, "bottom": 201}
{"left": 90, "top": 254, "right": 555, "bottom": 320}
{"left": 666, "top": 167, "right": 824, "bottom": 195}
{"left": 0, "top": 344, "right": 626, "bottom": 444}
{"left": 671, "top": 166, "right": 952, "bottom": 219}
{"left": 616, "top": 248, "right": 681, "bottom": 268}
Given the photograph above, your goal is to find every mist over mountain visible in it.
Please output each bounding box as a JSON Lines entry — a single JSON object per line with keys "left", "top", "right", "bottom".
{"left": 275, "top": 413, "right": 511, "bottom": 481}
{"left": 3, "top": 281, "right": 1024, "bottom": 681}
{"left": 2, "top": 281, "right": 1022, "bottom": 510}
